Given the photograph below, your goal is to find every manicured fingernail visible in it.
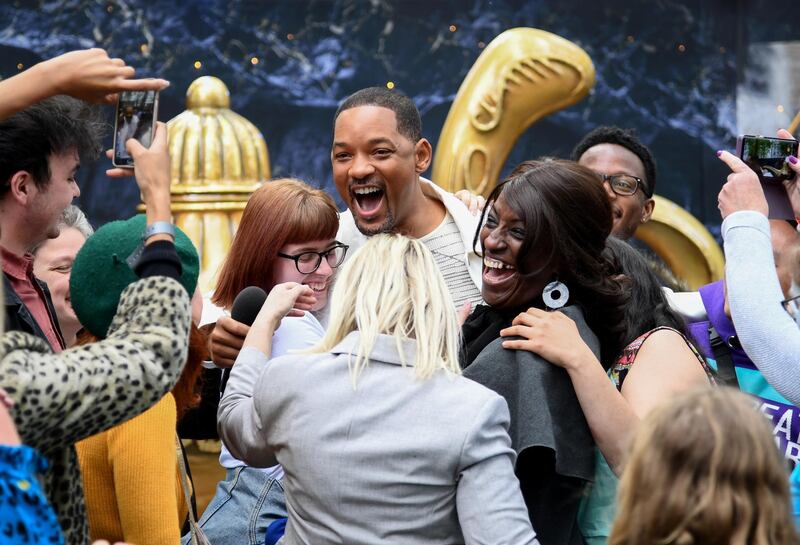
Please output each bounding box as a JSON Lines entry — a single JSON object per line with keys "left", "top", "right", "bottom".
{"left": 716, "top": 150, "right": 722, "bottom": 157}
{"left": 789, "top": 155, "right": 798, "bottom": 164}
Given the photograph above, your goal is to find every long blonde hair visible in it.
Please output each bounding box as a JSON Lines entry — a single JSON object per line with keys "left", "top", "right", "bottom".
{"left": 311, "top": 234, "right": 461, "bottom": 387}
{"left": 610, "top": 388, "right": 799, "bottom": 545}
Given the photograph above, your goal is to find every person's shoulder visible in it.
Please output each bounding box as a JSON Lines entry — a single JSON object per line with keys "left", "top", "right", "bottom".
{"left": 271, "top": 312, "right": 325, "bottom": 357}
{"left": 200, "top": 290, "right": 226, "bottom": 327}
{"left": 279, "top": 311, "right": 324, "bottom": 332}
{"left": 264, "top": 350, "right": 327, "bottom": 376}
{"left": 637, "top": 326, "right": 695, "bottom": 354}
{"left": 336, "top": 209, "right": 366, "bottom": 249}
{"left": 663, "top": 288, "right": 706, "bottom": 321}
{"left": 420, "top": 178, "right": 472, "bottom": 215}
{"left": 454, "top": 371, "right": 505, "bottom": 402}
{"left": 450, "top": 374, "right": 511, "bottom": 430}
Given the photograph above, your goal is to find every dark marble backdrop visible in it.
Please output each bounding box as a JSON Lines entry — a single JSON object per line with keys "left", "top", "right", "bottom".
{"left": 0, "top": 0, "right": 793, "bottom": 236}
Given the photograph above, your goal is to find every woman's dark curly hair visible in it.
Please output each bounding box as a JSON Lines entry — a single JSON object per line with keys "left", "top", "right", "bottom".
{"left": 474, "top": 159, "right": 629, "bottom": 367}
{"left": 603, "top": 237, "right": 688, "bottom": 347}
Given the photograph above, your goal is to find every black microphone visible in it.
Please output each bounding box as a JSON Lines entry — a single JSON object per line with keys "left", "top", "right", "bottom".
{"left": 230, "top": 286, "right": 267, "bottom": 326}
{"left": 219, "top": 286, "right": 267, "bottom": 393}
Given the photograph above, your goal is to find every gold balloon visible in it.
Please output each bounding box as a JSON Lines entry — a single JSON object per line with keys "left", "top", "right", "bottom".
{"left": 433, "top": 27, "right": 724, "bottom": 289}
{"left": 148, "top": 76, "right": 270, "bottom": 292}
{"left": 432, "top": 28, "right": 595, "bottom": 194}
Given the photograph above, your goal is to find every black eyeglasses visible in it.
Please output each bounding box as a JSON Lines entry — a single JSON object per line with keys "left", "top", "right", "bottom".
{"left": 598, "top": 173, "right": 646, "bottom": 197}
{"left": 782, "top": 294, "right": 800, "bottom": 327}
{"left": 277, "top": 243, "right": 349, "bottom": 274}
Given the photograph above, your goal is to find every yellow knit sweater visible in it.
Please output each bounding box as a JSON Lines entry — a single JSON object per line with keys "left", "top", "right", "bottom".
{"left": 76, "top": 394, "right": 187, "bottom": 545}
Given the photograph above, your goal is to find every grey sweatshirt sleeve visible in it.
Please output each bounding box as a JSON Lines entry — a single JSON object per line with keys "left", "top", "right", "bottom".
{"left": 217, "top": 347, "right": 278, "bottom": 467}
{"left": 723, "top": 210, "right": 800, "bottom": 404}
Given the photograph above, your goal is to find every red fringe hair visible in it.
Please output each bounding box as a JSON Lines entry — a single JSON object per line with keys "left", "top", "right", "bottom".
{"left": 211, "top": 178, "right": 339, "bottom": 310}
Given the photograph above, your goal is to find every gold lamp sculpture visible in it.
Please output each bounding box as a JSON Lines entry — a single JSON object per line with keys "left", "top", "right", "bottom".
{"left": 162, "top": 76, "right": 270, "bottom": 292}
{"left": 433, "top": 28, "right": 724, "bottom": 289}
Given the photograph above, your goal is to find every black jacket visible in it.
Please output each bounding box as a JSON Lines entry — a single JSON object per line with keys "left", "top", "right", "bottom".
{"left": 3, "top": 272, "right": 65, "bottom": 349}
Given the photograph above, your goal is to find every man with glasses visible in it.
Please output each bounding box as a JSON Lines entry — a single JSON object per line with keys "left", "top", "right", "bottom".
{"left": 571, "top": 126, "right": 657, "bottom": 241}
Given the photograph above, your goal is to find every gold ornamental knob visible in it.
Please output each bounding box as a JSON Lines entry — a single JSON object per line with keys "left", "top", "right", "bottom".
{"left": 153, "top": 76, "right": 272, "bottom": 291}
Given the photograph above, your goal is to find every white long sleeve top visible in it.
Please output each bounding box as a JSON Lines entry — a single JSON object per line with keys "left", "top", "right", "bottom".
{"left": 723, "top": 210, "right": 800, "bottom": 405}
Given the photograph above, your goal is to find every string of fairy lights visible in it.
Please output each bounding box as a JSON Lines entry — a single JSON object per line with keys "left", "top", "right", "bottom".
{"left": 1, "top": 8, "right": 791, "bottom": 119}
{"left": 182, "top": 22, "right": 464, "bottom": 90}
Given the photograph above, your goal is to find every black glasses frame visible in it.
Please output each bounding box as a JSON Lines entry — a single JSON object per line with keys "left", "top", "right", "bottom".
{"left": 782, "top": 294, "right": 800, "bottom": 326}
{"left": 277, "top": 242, "right": 349, "bottom": 274}
{"left": 599, "top": 173, "right": 646, "bottom": 197}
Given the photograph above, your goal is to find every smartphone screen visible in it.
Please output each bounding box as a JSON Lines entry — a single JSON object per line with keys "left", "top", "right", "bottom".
{"left": 113, "top": 90, "right": 158, "bottom": 168}
{"left": 737, "top": 135, "right": 798, "bottom": 183}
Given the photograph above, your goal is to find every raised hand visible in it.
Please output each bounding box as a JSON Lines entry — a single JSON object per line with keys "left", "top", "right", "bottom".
{"left": 258, "top": 283, "right": 316, "bottom": 325}
{"left": 106, "top": 122, "right": 172, "bottom": 235}
{"left": 0, "top": 48, "right": 169, "bottom": 121}
{"left": 716, "top": 150, "right": 768, "bottom": 219}
{"left": 454, "top": 189, "right": 486, "bottom": 216}
{"left": 777, "top": 128, "right": 800, "bottom": 217}
{"left": 42, "top": 48, "right": 169, "bottom": 104}
{"left": 210, "top": 317, "right": 250, "bottom": 369}
{"left": 241, "top": 283, "right": 316, "bottom": 358}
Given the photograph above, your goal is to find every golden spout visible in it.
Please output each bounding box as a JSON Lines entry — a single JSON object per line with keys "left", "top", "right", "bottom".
{"left": 433, "top": 27, "right": 723, "bottom": 289}
{"left": 433, "top": 28, "right": 595, "bottom": 195}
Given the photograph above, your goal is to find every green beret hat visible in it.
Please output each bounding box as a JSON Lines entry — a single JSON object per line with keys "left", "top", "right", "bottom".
{"left": 70, "top": 214, "right": 199, "bottom": 338}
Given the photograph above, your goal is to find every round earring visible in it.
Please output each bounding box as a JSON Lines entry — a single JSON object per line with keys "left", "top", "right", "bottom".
{"left": 542, "top": 280, "right": 569, "bottom": 310}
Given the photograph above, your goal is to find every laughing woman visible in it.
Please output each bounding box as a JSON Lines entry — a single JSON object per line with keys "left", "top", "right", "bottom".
{"left": 219, "top": 234, "right": 538, "bottom": 545}
{"left": 461, "top": 159, "right": 629, "bottom": 545}
{"left": 189, "top": 179, "right": 346, "bottom": 545}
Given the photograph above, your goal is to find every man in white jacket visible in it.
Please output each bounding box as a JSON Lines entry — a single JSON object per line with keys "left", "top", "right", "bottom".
{"left": 209, "top": 87, "right": 483, "bottom": 365}
{"left": 332, "top": 86, "right": 483, "bottom": 311}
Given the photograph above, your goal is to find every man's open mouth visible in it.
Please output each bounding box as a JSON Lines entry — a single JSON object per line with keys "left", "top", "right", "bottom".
{"left": 352, "top": 186, "right": 386, "bottom": 217}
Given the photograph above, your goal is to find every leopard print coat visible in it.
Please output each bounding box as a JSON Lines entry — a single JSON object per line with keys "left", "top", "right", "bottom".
{"left": 0, "top": 276, "right": 191, "bottom": 545}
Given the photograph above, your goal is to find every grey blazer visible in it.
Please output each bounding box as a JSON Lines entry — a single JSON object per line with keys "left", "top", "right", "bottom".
{"left": 218, "top": 331, "right": 538, "bottom": 545}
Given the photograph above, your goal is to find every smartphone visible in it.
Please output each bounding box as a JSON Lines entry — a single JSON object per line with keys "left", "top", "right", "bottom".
{"left": 112, "top": 90, "right": 159, "bottom": 168}
{"left": 736, "top": 135, "right": 797, "bottom": 219}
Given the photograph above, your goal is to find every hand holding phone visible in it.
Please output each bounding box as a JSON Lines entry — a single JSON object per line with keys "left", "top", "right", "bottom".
{"left": 735, "top": 135, "right": 797, "bottom": 219}
{"left": 113, "top": 90, "right": 159, "bottom": 168}
{"left": 717, "top": 150, "right": 769, "bottom": 220}
{"left": 106, "top": 122, "right": 172, "bottom": 228}
{"left": 776, "top": 128, "right": 800, "bottom": 218}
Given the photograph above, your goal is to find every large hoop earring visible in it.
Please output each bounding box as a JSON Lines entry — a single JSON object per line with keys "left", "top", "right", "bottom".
{"left": 542, "top": 280, "right": 569, "bottom": 310}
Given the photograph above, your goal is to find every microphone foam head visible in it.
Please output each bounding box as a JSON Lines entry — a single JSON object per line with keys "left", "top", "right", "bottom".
{"left": 230, "top": 286, "right": 268, "bottom": 326}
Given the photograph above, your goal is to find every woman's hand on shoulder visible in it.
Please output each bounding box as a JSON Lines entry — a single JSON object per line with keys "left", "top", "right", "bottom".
{"left": 500, "top": 308, "right": 596, "bottom": 371}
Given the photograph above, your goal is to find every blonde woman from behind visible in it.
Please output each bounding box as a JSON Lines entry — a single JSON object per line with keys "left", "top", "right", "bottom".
{"left": 610, "top": 388, "right": 799, "bottom": 545}
{"left": 219, "top": 234, "right": 538, "bottom": 545}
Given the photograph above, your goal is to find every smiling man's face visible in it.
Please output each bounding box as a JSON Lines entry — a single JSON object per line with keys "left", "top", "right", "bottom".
{"left": 578, "top": 143, "right": 653, "bottom": 241}
{"left": 331, "top": 105, "right": 428, "bottom": 236}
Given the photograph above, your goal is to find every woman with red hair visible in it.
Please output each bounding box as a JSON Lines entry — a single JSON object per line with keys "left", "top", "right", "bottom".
{"left": 188, "top": 178, "right": 346, "bottom": 545}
